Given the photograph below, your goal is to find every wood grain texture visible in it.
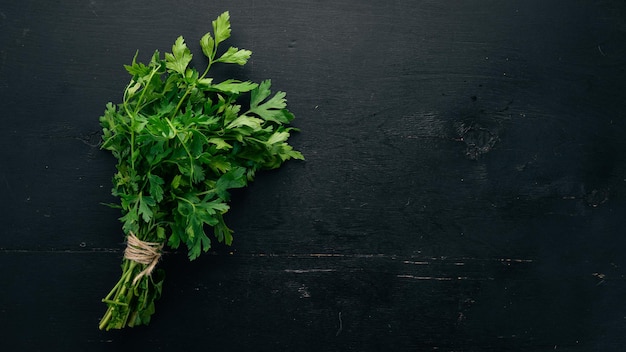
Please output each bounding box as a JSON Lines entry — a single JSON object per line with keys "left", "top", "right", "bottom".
{"left": 1, "top": 0, "right": 626, "bottom": 350}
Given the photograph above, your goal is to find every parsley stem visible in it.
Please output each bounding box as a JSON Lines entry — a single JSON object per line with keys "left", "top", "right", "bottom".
{"left": 165, "top": 82, "right": 197, "bottom": 184}
{"left": 128, "top": 67, "right": 160, "bottom": 171}
{"left": 172, "top": 87, "right": 192, "bottom": 118}
{"left": 164, "top": 117, "right": 195, "bottom": 183}
{"left": 176, "top": 195, "right": 197, "bottom": 211}
{"left": 200, "top": 60, "right": 212, "bottom": 79}
{"left": 99, "top": 259, "right": 138, "bottom": 330}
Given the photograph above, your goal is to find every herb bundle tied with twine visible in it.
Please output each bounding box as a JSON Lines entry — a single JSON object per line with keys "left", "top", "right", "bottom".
{"left": 98, "top": 11, "right": 303, "bottom": 330}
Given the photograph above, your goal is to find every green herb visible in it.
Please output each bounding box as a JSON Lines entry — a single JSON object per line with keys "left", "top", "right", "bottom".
{"left": 98, "top": 11, "right": 303, "bottom": 330}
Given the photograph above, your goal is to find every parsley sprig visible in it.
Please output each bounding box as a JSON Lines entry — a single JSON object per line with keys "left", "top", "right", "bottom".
{"left": 98, "top": 11, "right": 303, "bottom": 330}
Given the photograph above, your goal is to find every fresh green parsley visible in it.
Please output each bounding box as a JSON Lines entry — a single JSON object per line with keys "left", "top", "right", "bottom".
{"left": 98, "top": 11, "right": 303, "bottom": 330}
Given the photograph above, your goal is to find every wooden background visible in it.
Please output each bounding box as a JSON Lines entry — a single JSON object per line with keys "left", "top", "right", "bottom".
{"left": 1, "top": 1, "right": 626, "bottom": 351}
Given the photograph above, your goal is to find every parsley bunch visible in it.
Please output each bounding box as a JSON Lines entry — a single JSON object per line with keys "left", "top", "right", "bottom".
{"left": 98, "top": 11, "right": 303, "bottom": 330}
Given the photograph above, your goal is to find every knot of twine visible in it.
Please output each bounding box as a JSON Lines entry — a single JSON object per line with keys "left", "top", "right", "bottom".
{"left": 124, "top": 232, "right": 163, "bottom": 284}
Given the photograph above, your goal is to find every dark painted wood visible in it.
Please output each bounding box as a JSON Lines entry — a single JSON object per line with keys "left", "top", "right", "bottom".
{"left": 1, "top": 0, "right": 626, "bottom": 350}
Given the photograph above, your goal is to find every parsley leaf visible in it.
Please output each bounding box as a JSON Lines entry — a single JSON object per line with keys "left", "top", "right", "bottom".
{"left": 212, "top": 11, "right": 231, "bottom": 45}
{"left": 200, "top": 32, "right": 216, "bottom": 60}
{"left": 211, "top": 79, "right": 258, "bottom": 93}
{"left": 165, "top": 36, "right": 192, "bottom": 75}
{"left": 247, "top": 80, "right": 295, "bottom": 124}
{"left": 216, "top": 47, "right": 253, "bottom": 65}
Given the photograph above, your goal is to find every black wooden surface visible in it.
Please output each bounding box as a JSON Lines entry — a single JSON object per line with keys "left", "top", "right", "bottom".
{"left": 1, "top": 1, "right": 626, "bottom": 351}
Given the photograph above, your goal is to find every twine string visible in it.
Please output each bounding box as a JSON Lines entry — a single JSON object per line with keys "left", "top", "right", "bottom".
{"left": 124, "top": 232, "right": 163, "bottom": 285}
